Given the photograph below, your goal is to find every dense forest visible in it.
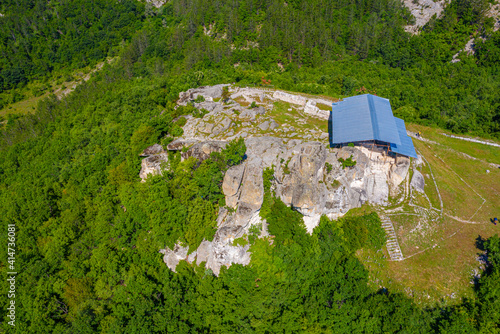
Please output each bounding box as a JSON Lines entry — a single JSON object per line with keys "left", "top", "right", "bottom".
{"left": 2, "top": 0, "right": 500, "bottom": 136}
{"left": 1, "top": 0, "right": 500, "bottom": 332}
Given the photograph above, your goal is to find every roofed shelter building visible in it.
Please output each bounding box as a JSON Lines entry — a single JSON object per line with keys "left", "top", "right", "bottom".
{"left": 329, "top": 94, "right": 417, "bottom": 158}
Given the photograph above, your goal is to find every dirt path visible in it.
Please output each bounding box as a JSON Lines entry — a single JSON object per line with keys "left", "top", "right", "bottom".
{"left": 440, "top": 133, "right": 500, "bottom": 148}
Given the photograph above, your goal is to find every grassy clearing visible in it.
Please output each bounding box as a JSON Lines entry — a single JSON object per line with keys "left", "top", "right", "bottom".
{"left": 267, "top": 101, "right": 328, "bottom": 133}
{"left": 233, "top": 96, "right": 251, "bottom": 107}
{"left": 407, "top": 123, "right": 500, "bottom": 164}
{"left": 0, "top": 60, "right": 108, "bottom": 118}
{"left": 316, "top": 102, "right": 332, "bottom": 111}
{"left": 357, "top": 123, "right": 500, "bottom": 306}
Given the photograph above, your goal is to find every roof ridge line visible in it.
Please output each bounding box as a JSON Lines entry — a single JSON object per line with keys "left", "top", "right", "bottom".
{"left": 367, "top": 95, "right": 379, "bottom": 140}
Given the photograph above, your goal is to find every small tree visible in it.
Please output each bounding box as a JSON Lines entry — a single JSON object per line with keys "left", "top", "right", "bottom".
{"left": 221, "top": 86, "right": 230, "bottom": 103}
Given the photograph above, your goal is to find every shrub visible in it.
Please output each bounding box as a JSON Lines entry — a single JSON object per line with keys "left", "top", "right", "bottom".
{"left": 221, "top": 86, "right": 230, "bottom": 103}
{"left": 194, "top": 95, "right": 205, "bottom": 103}
{"left": 175, "top": 117, "right": 187, "bottom": 127}
{"left": 193, "top": 108, "right": 209, "bottom": 118}
{"left": 170, "top": 125, "right": 183, "bottom": 137}
{"left": 130, "top": 125, "right": 158, "bottom": 153}
{"left": 325, "top": 162, "right": 333, "bottom": 173}
{"left": 223, "top": 137, "right": 246, "bottom": 166}
{"left": 283, "top": 158, "right": 291, "bottom": 174}
{"left": 364, "top": 212, "right": 386, "bottom": 250}
{"left": 232, "top": 237, "right": 248, "bottom": 247}
{"left": 248, "top": 223, "right": 262, "bottom": 244}
{"left": 338, "top": 155, "right": 356, "bottom": 169}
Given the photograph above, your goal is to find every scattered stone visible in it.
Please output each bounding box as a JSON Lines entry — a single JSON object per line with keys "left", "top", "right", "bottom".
{"left": 269, "top": 119, "right": 279, "bottom": 130}
{"left": 303, "top": 100, "right": 329, "bottom": 119}
{"left": 199, "top": 122, "right": 215, "bottom": 134}
{"left": 258, "top": 121, "right": 270, "bottom": 131}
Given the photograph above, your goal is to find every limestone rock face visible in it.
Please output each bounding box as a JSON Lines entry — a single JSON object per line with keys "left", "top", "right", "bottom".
{"left": 403, "top": 0, "right": 446, "bottom": 34}
{"left": 159, "top": 243, "right": 189, "bottom": 272}
{"left": 140, "top": 143, "right": 164, "bottom": 156}
{"left": 146, "top": 0, "right": 167, "bottom": 8}
{"left": 178, "top": 84, "right": 228, "bottom": 104}
{"left": 181, "top": 141, "right": 227, "bottom": 162}
{"left": 275, "top": 142, "right": 327, "bottom": 219}
{"left": 157, "top": 84, "right": 414, "bottom": 275}
{"left": 139, "top": 153, "right": 169, "bottom": 182}
{"left": 234, "top": 157, "right": 264, "bottom": 226}
{"left": 160, "top": 137, "right": 412, "bottom": 274}
{"left": 273, "top": 91, "right": 307, "bottom": 106}
{"left": 411, "top": 169, "right": 425, "bottom": 193}
{"left": 223, "top": 164, "right": 245, "bottom": 208}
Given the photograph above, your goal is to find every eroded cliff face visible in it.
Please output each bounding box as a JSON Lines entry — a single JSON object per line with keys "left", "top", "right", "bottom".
{"left": 143, "top": 85, "right": 411, "bottom": 275}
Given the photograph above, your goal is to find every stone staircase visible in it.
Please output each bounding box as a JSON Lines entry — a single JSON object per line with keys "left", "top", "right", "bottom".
{"left": 380, "top": 215, "right": 404, "bottom": 261}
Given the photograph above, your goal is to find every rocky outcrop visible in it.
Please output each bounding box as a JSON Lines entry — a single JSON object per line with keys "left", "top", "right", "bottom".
{"left": 273, "top": 90, "right": 307, "bottom": 106}
{"left": 403, "top": 0, "right": 446, "bottom": 34}
{"left": 223, "top": 164, "right": 246, "bottom": 208}
{"left": 154, "top": 85, "right": 414, "bottom": 275}
{"left": 304, "top": 100, "right": 329, "bottom": 119}
{"left": 411, "top": 169, "right": 425, "bottom": 193}
{"left": 146, "top": 0, "right": 167, "bottom": 8}
{"left": 239, "top": 106, "right": 266, "bottom": 120}
{"left": 178, "top": 84, "right": 228, "bottom": 105}
{"left": 139, "top": 144, "right": 168, "bottom": 182}
{"left": 181, "top": 141, "right": 227, "bottom": 162}
{"left": 140, "top": 143, "right": 164, "bottom": 156}
{"left": 159, "top": 135, "right": 412, "bottom": 274}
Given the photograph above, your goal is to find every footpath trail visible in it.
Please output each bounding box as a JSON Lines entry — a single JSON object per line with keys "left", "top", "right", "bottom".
{"left": 440, "top": 133, "right": 500, "bottom": 148}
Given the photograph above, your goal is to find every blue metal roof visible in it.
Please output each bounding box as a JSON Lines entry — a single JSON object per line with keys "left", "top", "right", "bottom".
{"left": 330, "top": 94, "right": 417, "bottom": 158}
{"left": 390, "top": 118, "right": 418, "bottom": 158}
{"left": 331, "top": 94, "right": 401, "bottom": 146}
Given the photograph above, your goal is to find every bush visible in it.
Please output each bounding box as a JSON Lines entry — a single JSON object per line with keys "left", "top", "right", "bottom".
{"left": 175, "top": 117, "right": 187, "bottom": 127}
{"left": 223, "top": 137, "right": 246, "bottom": 166}
{"left": 325, "top": 162, "right": 333, "bottom": 173}
{"left": 283, "top": 158, "right": 291, "bottom": 174}
{"left": 338, "top": 155, "right": 356, "bottom": 169}
{"left": 130, "top": 125, "right": 158, "bottom": 153}
{"left": 170, "top": 125, "right": 184, "bottom": 137}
